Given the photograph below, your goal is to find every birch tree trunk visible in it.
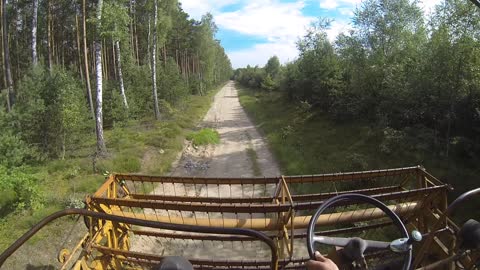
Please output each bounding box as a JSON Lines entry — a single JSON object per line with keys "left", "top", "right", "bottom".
{"left": 147, "top": 15, "right": 151, "bottom": 70}
{"left": 95, "top": 0, "right": 107, "bottom": 155}
{"left": 0, "top": 0, "right": 5, "bottom": 91}
{"left": 31, "top": 0, "right": 39, "bottom": 65}
{"left": 2, "top": 0, "right": 13, "bottom": 112}
{"left": 115, "top": 38, "right": 128, "bottom": 109}
{"left": 151, "top": 0, "right": 160, "bottom": 120}
{"left": 47, "top": 0, "right": 53, "bottom": 70}
{"left": 75, "top": 12, "right": 83, "bottom": 79}
{"left": 83, "top": 0, "right": 95, "bottom": 120}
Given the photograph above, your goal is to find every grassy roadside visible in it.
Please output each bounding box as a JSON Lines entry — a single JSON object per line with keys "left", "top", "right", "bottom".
{"left": 238, "top": 85, "right": 479, "bottom": 218}
{"left": 0, "top": 84, "right": 223, "bottom": 266}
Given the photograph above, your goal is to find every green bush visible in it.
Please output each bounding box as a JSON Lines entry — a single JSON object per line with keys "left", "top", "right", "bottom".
{"left": 12, "top": 65, "right": 90, "bottom": 159}
{"left": 186, "top": 128, "right": 220, "bottom": 146}
{"left": 0, "top": 166, "right": 44, "bottom": 211}
{"left": 0, "top": 133, "right": 41, "bottom": 168}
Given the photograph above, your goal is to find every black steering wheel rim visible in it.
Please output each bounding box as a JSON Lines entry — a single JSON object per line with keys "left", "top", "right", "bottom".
{"left": 307, "top": 193, "right": 412, "bottom": 270}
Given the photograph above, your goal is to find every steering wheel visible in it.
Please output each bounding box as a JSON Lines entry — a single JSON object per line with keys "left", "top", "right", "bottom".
{"left": 307, "top": 193, "right": 413, "bottom": 270}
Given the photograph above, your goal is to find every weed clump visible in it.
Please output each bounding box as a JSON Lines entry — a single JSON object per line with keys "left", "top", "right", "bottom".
{"left": 187, "top": 129, "right": 220, "bottom": 146}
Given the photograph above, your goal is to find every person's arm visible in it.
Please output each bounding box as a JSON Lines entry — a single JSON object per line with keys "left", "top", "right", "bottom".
{"left": 306, "top": 251, "right": 339, "bottom": 270}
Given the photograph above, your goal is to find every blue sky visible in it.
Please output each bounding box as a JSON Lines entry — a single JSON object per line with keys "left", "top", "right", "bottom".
{"left": 180, "top": 0, "right": 441, "bottom": 68}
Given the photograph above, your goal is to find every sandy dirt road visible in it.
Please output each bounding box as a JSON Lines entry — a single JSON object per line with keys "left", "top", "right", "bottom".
{"left": 131, "top": 81, "right": 283, "bottom": 260}
{"left": 171, "top": 80, "right": 280, "bottom": 178}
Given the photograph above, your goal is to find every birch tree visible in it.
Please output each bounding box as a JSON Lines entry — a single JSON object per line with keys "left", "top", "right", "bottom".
{"left": 82, "top": 0, "right": 94, "bottom": 120}
{"left": 151, "top": 0, "right": 160, "bottom": 120}
{"left": 31, "top": 0, "right": 39, "bottom": 65}
{"left": 102, "top": 1, "right": 130, "bottom": 110}
{"left": 95, "top": 0, "right": 107, "bottom": 155}
{"left": 2, "top": 0, "right": 14, "bottom": 112}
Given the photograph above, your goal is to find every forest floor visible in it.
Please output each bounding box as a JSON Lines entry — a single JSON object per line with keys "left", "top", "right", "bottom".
{"left": 131, "top": 81, "right": 281, "bottom": 260}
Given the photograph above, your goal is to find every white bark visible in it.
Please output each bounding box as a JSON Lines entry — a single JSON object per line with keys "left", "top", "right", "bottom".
{"left": 151, "top": 0, "right": 160, "bottom": 120}
{"left": 147, "top": 15, "right": 151, "bottom": 70}
{"left": 31, "top": 0, "right": 39, "bottom": 65}
{"left": 82, "top": 0, "right": 94, "bottom": 120}
{"left": 2, "top": 0, "right": 13, "bottom": 111}
{"left": 95, "top": 0, "right": 107, "bottom": 155}
{"left": 115, "top": 39, "right": 128, "bottom": 109}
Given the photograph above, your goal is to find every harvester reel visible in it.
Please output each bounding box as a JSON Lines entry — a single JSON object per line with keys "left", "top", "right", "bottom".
{"left": 307, "top": 193, "right": 412, "bottom": 270}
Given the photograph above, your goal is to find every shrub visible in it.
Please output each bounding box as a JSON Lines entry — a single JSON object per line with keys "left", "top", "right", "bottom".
{"left": 186, "top": 128, "right": 220, "bottom": 146}
{"left": 0, "top": 166, "right": 44, "bottom": 211}
{"left": 380, "top": 127, "right": 406, "bottom": 154}
{"left": 0, "top": 133, "right": 41, "bottom": 168}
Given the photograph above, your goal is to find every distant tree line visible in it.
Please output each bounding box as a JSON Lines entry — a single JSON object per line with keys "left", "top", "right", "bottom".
{"left": 235, "top": 0, "right": 480, "bottom": 160}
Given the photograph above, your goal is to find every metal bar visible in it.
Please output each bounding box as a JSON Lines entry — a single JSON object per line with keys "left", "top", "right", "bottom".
{"left": 93, "top": 245, "right": 305, "bottom": 267}
{"left": 0, "top": 209, "right": 279, "bottom": 270}
{"left": 293, "top": 186, "right": 445, "bottom": 211}
{"left": 131, "top": 229, "right": 258, "bottom": 241}
{"left": 418, "top": 168, "right": 447, "bottom": 186}
{"left": 91, "top": 197, "right": 291, "bottom": 213}
{"left": 111, "top": 202, "right": 421, "bottom": 230}
{"left": 93, "top": 175, "right": 115, "bottom": 197}
{"left": 113, "top": 166, "right": 423, "bottom": 185}
{"left": 59, "top": 233, "right": 89, "bottom": 270}
{"left": 119, "top": 256, "right": 308, "bottom": 270}
{"left": 92, "top": 186, "right": 446, "bottom": 213}
{"left": 128, "top": 185, "right": 402, "bottom": 204}
{"left": 415, "top": 250, "right": 471, "bottom": 270}
{"left": 129, "top": 221, "right": 395, "bottom": 241}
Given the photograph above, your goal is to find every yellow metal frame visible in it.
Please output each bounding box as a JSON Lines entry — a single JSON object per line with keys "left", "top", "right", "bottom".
{"left": 58, "top": 166, "right": 477, "bottom": 270}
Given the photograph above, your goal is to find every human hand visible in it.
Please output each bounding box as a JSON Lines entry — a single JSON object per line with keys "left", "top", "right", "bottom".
{"left": 306, "top": 251, "right": 339, "bottom": 270}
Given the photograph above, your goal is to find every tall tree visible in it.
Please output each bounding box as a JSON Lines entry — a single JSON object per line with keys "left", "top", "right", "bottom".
{"left": 47, "top": 0, "right": 53, "bottom": 70}
{"left": 151, "top": 0, "right": 160, "bottom": 120}
{"left": 95, "top": 0, "right": 107, "bottom": 155}
{"left": 265, "top": 56, "right": 280, "bottom": 78}
{"left": 115, "top": 36, "right": 128, "bottom": 109}
{"left": 31, "top": 0, "right": 39, "bottom": 65}
{"left": 82, "top": 0, "right": 95, "bottom": 120}
{"left": 102, "top": 1, "right": 130, "bottom": 110}
{"left": 2, "top": 0, "right": 14, "bottom": 112}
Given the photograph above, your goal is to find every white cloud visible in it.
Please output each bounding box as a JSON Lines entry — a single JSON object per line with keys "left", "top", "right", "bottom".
{"left": 215, "top": 1, "right": 315, "bottom": 43}
{"left": 228, "top": 41, "right": 299, "bottom": 69}
{"left": 181, "top": 0, "right": 314, "bottom": 68}
{"left": 180, "top": 0, "right": 241, "bottom": 19}
{"left": 213, "top": 0, "right": 315, "bottom": 68}
{"left": 181, "top": 0, "right": 443, "bottom": 68}
{"left": 319, "top": 0, "right": 362, "bottom": 10}
{"left": 326, "top": 20, "right": 352, "bottom": 41}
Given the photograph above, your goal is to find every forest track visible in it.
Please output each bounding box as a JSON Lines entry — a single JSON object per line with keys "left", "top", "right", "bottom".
{"left": 171, "top": 81, "right": 280, "bottom": 178}
{"left": 131, "top": 81, "right": 281, "bottom": 260}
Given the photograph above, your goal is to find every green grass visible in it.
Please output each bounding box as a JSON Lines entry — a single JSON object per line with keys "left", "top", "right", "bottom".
{"left": 187, "top": 128, "right": 220, "bottom": 146}
{"left": 0, "top": 83, "right": 225, "bottom": 256}
{"left": 238, "top": 84, "right": 479, "bottom": 220}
